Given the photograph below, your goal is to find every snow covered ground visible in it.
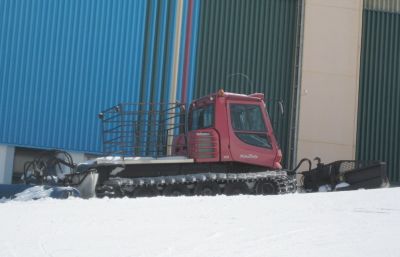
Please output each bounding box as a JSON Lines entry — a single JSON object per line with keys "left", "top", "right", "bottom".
{"left": 1, "top": 188, "right": 399, "bottom": 257}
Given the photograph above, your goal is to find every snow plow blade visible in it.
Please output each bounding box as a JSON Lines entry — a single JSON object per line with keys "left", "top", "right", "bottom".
{"left": 299, "top": 159, "right": 389, "bottom": 192}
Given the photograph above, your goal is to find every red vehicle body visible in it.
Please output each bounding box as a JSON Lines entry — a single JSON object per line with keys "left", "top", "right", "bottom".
{"left": 95, "top": 90, "right": 293, "bottom": 197}
{"left": 183, "top": 90, "right": 282, "bottom": 169}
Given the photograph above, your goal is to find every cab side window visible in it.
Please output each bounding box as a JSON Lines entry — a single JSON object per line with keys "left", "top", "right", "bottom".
{"left": 189, "top": 104, "right": 214, "bottom": 130}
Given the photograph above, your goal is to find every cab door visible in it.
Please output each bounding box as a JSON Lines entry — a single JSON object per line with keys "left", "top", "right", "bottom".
{"left": 227, "top": 101, "right": 279, "bottom": 169}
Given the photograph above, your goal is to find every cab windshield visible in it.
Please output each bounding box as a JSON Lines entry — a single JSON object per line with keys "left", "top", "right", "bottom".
{"left": 230, "top": 104, "right": 271, "bottom": 148}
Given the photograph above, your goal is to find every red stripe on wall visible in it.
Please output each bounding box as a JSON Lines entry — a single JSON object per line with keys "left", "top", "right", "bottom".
{"left": 181, "top": 0, "right": 194, "bottom": 104}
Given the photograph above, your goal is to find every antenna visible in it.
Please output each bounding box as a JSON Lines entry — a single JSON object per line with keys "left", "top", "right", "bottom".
{"left": 226, "top": 73, "right": 254, "bottom": 89}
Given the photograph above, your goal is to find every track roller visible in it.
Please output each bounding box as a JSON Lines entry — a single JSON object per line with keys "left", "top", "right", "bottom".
{"left": 194, "top": 182, "right": 220, "bottom": 196}
{"left": 224, "top": 182, "right": 249, "bottom": 195}
{"left": 255, "top": 179, "right": 278, "bottom": 195}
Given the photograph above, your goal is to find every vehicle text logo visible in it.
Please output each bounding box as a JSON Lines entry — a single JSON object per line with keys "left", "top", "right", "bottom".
{"left": 239, "top": 154, "right": 259, "bottom": 159}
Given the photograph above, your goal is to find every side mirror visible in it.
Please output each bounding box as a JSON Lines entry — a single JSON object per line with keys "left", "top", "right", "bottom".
{"left": 278, "top": 100, "right": 284, "bottom": 116}
{"left": 266, "top": 99, "right": 285, "bottom": 116}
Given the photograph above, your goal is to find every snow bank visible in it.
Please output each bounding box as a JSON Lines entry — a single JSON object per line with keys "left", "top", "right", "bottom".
{"left": 12, "top": 185, "right": 54, "bottom": 201}
{"left": 1, "top": 188, "right": 399, "bottom": 257}
{"left": 0, "top": 185, "right": 81, "bottom": 202}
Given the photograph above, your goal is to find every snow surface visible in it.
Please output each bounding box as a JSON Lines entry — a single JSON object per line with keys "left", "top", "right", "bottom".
{"left": 1, "top": 188, "right": 400, "bottom": 257}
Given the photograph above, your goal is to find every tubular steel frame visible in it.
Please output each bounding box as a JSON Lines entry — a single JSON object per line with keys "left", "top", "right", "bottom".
{"left": 98, "top": 102, "right": 186, "bottom": 157}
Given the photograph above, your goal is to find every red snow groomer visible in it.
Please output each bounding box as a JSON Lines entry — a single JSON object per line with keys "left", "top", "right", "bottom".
{"left": 95, "top": 90, "right": 295, "bottom": 197}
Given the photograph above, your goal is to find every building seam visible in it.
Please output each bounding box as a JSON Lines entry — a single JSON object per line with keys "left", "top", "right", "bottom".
{"left": 289, "top": 0, "right": 305, "bottom": 169}
{"left": 352, "top": 0, "right": 364, "bottom": 159}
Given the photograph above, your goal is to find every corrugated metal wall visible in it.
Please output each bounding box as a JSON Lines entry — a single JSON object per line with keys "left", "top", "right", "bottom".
{"left": 137, "top": 0, "right": 200, "bottom": 105}
{"left": 194, "top": 0, "right": 299, "bottom": 165}
{"left": 357, "top": 1, "right": 400, "bottom": 182}
{"left": 0, "top": 0, "right": 299, "bottom": 158}
{"left": 0, "top": 0, "right": 200, "bottom": 153}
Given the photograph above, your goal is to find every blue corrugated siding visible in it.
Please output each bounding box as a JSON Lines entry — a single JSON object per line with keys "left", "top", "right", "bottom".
{"left": 0, "top": 0, "right": 200, "bottom": 153}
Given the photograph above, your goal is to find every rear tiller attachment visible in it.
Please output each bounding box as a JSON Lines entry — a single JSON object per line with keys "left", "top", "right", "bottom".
{"left": 296, "top": 158, "right": 389, "bottom": 192}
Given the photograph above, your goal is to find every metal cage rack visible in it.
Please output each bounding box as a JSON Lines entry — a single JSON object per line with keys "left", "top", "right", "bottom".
{"left": 98, "top": 102, "right": 187, "bottom": 157}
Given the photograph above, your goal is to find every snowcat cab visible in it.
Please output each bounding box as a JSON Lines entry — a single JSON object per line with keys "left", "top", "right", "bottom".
{"left": 181, "top": 90, "right": 282, "bottom": 170}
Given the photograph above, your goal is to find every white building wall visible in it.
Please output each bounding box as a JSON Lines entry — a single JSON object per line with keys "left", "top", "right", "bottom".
{"left": 0, "top": 145, "right": 15, "bottom": 184}
{"left": 297, "top": 0, "right": 363, "bottom": 164}
{"left": 69, "top": 152, "right": 86, "bottom": 164}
